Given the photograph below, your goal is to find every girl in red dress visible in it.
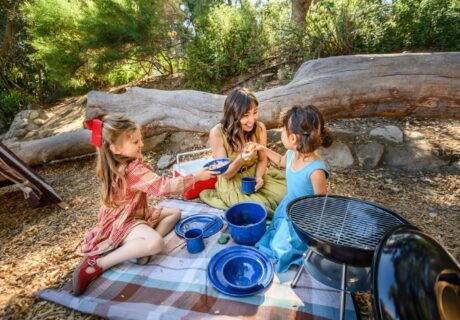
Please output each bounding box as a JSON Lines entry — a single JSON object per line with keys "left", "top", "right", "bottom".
{"left": 73, "top": 114, "right": 214, "bottom": 295}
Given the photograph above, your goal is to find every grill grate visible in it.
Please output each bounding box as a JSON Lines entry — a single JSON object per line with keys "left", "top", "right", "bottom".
{"left": 289, "top": 196, "right": 406, "bottom": 250}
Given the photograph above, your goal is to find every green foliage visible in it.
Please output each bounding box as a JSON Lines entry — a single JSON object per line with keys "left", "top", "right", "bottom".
{"left": 21, "top": 0, "right": 187, "bottom": 92}
{"left": 184, "top": 3, "right": 268, "bottom": 91}
{"left": 21, "top": 0, "right": 87, "bottom": 84}
{"left": 5, "top": 0, "right": 459, "bottom": 105}
{"left": 0, "top": 90, "right": 21, "bottom": 127}
{"left": 80, "top": 0, "right": 186, "bottom": 78}
{"left": 388, "top": 0, "right": 460, "bottom": 51}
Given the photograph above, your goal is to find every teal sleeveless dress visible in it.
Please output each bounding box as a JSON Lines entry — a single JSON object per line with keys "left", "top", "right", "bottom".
{"left": 256, "top": 150, "right": 330, "bottom": 273}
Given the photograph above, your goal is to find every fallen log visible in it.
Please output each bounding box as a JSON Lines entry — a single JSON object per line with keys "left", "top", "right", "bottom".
{"left": 6, "top": 52, "right": 460, "bottom": 166}
{"left": 87, "top": 52, "right": 460, "bottom": 130}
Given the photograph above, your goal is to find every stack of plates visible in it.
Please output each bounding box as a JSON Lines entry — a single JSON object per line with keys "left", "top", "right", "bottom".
{"left": 207, "top": 246, "right": 274, "bottom": 297}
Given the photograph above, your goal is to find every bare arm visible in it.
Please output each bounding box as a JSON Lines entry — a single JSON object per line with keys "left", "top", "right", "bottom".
{"left": 310, "top": 170, "right": 327, "bottom": 195}
{"left": 255, "top": 123, "right": 268, "bottom": 182}
{"left": 209, "top": 126, "right": 245, "bottom": 179}
{"left": 250, "top": 144, "right": 288, "bottom": 169}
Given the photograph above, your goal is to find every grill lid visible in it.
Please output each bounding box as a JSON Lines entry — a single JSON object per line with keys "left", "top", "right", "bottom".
{"left": 373, "top": 225, "right": 460, "bottom": 320}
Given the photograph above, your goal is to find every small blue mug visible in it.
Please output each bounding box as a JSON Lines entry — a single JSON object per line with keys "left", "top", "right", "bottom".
{"left": 184, "top": 228, "right": 204, "bottom": 254}
{"left": 241, "top": 177, "right": 256, "bottom": 194}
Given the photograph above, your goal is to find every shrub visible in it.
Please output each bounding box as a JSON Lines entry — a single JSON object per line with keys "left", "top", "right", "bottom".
{"left": 184, "top": 3, "right": 268, "bottom": 91}
{"left": 0, "top": 90, "right": 22, "bottom": 128}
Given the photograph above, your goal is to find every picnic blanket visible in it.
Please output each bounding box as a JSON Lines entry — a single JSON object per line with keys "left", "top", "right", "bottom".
{"left": 35, "top": 199, "right": 358, "bottom": 320}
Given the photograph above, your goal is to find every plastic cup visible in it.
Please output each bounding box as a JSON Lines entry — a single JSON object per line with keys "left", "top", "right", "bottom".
{"left": 184, "top": 228, "right": 205, "bottom": 254}
{"left": 241, "top": 177, "right": 256, "bottom": 194}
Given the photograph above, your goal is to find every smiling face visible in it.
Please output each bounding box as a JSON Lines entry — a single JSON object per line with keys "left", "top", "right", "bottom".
{"left": 110, "top": 127, "right": 144, "bottom": 159}
{"left": 239, "top": 103, "right": 258, "bottom": 132}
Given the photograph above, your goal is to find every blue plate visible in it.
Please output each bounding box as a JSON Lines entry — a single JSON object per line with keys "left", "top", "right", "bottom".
{"left": 175, "top": 214, "right": 223, "bottom": 239}
{"left": 207, "top": 246, "right": 274, "bottom": 297}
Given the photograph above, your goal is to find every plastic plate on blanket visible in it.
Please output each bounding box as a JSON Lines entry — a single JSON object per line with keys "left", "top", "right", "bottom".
{"left": 207, "top": 246, "right": 274, "bottom": 297}
{"left": 175, "top": 214, "right": 224, "bottom": 239}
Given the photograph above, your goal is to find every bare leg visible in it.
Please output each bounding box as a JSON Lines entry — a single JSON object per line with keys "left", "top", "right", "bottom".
{"left": 154, "top": 208, "right": 181, "bottom": 236}
{"left": 96, "top": 224, "right": 164, "bottom": 270}
{"left": 136, "top": 208, "right": 181, "bottom": 265}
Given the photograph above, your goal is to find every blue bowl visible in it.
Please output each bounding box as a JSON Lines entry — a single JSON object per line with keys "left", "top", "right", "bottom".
{"left": 203, "top": 158, "right": 230, "bottom": 175}
{"left": 221, "top": 255, "right": 264, "bottom": 291}
{"left": 225, "top": 202, "right": 267, "bottom": 245}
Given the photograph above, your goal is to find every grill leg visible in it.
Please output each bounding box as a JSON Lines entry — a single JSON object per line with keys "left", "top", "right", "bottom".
{"left": 291, "top": 249, "right": 313, "bottom": 288}
{"left": 339, "top": 263, "right": 348, "bottom": 320}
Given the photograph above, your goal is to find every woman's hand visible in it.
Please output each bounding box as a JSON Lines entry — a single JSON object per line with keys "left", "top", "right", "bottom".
{"left": 255, "top": 176, "right": 264, "bottom": 191}
{"left": 241, "top": 142, "right": 264, "bottom": 161}
{"left": 193, "top": 168, "right": 217, "bottom": 181}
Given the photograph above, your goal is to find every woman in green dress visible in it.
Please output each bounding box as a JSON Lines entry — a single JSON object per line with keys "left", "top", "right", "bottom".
{"left": 200, "top": 88, "right": 287, "bottom": 217}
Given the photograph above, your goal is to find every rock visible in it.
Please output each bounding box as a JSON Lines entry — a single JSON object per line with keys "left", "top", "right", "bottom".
{"left": 26, "top": 103, "right": 40, "bottom": 110}
{"left": 383, "top": 144, "right": 447, "bottom": 171}
{"left": 24, "top": 131, "right": 38, "bottom": 139}
{"left": 429, "top": 212, "right": 438, "bottom": 218}
{"left": 370, "top": 125, "right": 403, "bottom": 143}
{"left": 356, "top": 142, "right": 384, "bottom": 168}
{"left": 157, "top": 154, "right": 175, "bottom": 170}
{"left": 168, "top": 132, "right": 208, "bottom": 153}
{"left": 28, "top": 110, "right": 40, "bottom": 121}
{"left": 329, "top": 128, "right": 356, "bottom": 143}
{"left": 26, "top": 123, "right": 39, "bottom": 131}
{"left": 143, "top": 132, "right": 168, "bottom": 152}
{"left": 19, "top": 118, "right": 28, "bottom": 128}
{"left": 33, "top": 119, "right": 46, "bottom": 126}
{"left": 13, "top": 129, "right": 27, "bottom": 138}
{"left": 318, "top": 141, "right": 354, "bottom": 169}
{"left": 39, "top": 110, "right": 49, "bottom": 120}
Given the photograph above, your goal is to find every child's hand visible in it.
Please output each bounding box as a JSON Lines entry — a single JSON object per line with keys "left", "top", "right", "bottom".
{"left": 255, "top": 177, "right": 264, "bottom": 191}
{"left": 241, "top": 142, "right": 263, "bottom": 161}
{"left": 193, "top": 168, "right": 217, "bottom": 181}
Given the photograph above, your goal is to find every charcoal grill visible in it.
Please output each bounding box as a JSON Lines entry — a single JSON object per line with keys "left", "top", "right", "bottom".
{"left": 287, "top": 195, "right": 409, "bottom": 320}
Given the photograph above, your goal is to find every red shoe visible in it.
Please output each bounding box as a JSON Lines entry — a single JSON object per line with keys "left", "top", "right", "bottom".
{"left": 72, "top": 256, "right": 103, "bottom": 296}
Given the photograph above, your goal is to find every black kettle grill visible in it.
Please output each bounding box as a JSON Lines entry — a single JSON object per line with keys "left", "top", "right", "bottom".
{"left": 287, "top": 195, "right": 460, "bottom": 320}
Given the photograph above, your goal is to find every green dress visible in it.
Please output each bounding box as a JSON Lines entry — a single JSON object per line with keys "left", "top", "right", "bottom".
{"left": 199, "top": 123, "right": 287, "bottom": 217}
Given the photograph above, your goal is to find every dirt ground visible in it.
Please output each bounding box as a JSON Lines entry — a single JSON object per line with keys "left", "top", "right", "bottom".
{"left": 0, "top": 115, "right": 459, "bottom": 319}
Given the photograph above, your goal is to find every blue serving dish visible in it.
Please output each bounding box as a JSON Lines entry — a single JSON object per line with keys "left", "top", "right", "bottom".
{"left": 175, "top": 214, "right": 224, "bottom": 239}
{"left": 203, "top": 158, "right": 230, "bottom": 175}
{"left": 220, "top": 254, "right": 264, "bottom": 291}
{"left": 207, "top": 246, "right": 274, "bottom": 297}
{"left": 225, "top": 202, "right": 267, "bottom": 245}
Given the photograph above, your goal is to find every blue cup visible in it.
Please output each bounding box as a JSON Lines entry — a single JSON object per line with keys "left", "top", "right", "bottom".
{"left": 184, "top": 228, "right": 204, "bottom": 254}
{"left": 241, "top": 177, "right": 256, "bottom": 194}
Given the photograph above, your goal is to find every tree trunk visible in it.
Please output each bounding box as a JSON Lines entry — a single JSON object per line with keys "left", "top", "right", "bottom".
{"left": 291, "top": 0, "right": 313, "bottom": 30}
{"left": 5, "top": 52, "right": 460, "bottom": 166}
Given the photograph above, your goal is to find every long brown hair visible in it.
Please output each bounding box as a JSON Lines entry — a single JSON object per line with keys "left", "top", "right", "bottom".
{"left": 281, "top": 105, "right": 333, "bottom": 154}
{"left": 95, "top": 114, "right": 139, "bottom": 207}
{"left": 220, "top": 87, "right": 258, "bottom": 153}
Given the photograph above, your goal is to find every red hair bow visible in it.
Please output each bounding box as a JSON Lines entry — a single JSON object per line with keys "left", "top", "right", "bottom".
{"left": 85, "top": 119, "right": 103, "bottom": 148}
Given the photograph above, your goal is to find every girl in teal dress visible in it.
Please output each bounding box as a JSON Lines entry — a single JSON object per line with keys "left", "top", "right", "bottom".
{"left": 246, "top": 105, "right": 334, "bottom": 272}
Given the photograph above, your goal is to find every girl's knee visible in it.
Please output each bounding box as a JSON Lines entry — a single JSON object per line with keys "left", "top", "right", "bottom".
{"left": 172, "top": 208, "right": 181, "bottom": 221}
{"left": 145, "top": 236, "right": 164, "bottom": 255}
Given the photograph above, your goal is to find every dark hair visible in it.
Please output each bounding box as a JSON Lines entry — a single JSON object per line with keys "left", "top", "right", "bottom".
{"left": 221, "top": 87, "right": 259, "bottom": 153}
{"left": 281, "top": 105, "right": 333, "bottom": 153}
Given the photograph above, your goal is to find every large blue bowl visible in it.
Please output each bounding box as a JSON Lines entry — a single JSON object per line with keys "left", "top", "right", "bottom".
{"left": 221, "top": 254, "right": 264, "bottom": 290}
{"left": 225, "top": 202, "right": 267, "bottom": 245}
{"left": 203, "top": 158, "right": 230, "bottom": 175}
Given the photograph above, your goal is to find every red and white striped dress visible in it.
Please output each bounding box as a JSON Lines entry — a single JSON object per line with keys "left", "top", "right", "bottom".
{"left": 81, "top": 159, "right": 195, "bottom": 256}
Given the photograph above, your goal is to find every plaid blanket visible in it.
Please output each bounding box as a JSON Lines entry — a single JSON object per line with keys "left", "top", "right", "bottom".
{"left": 36, "top": 199, "right": 358, "bottom": 320}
